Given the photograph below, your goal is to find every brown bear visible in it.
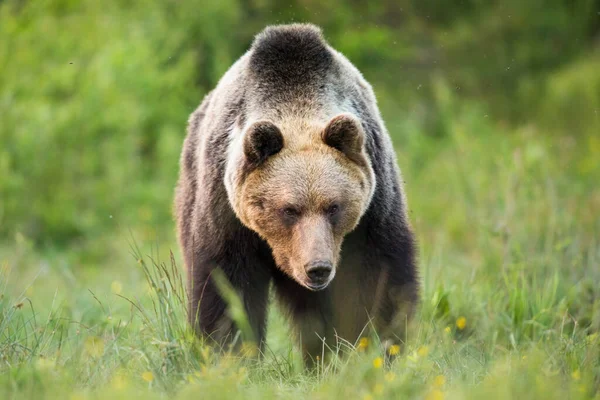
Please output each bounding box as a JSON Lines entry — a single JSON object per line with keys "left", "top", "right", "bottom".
{"left": 175, "top": 23, "right": 418, "bottom": 364}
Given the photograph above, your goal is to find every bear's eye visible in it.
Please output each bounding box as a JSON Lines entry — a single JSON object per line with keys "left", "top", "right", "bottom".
{"left": 282, "top": 207, "right": 300, "bottom": 218}
{"left": 326, "top": 204, "right": 340, "bottom": 216}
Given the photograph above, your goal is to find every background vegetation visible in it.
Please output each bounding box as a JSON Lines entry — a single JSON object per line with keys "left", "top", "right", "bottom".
{"left": 1, "top": 0, "right": 599, "bottom": 399}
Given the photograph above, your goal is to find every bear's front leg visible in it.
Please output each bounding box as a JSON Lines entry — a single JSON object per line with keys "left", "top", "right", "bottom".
{"left": 367, "top": 241, "right": 419, "bottom": 360}
{"left": 188, "top": 257, "right": 271, "bottom": 355}
{"left": 272, "top": 272, "right": 336, "bottom": 368}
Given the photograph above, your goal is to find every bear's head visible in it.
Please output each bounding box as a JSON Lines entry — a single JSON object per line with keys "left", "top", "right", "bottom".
{"left": 226, "top": 113, "right": 376, "bottom": 291}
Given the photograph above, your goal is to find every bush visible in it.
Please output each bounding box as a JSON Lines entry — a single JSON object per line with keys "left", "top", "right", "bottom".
{"left": 0, "top": 0, "right": 240, "bottom": 245}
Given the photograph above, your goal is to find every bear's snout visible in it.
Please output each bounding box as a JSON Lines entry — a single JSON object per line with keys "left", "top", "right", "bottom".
{"left": 305, "top": 260, "right": 334, "bottom": 290}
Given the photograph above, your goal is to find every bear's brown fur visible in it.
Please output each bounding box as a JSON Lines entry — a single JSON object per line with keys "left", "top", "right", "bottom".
{"left": 175, "top": 23, "right": 418, "bottom": 365}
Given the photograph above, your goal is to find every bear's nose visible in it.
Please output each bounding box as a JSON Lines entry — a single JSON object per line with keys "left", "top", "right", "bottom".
{"left": 305, "top": 261, "right": 333, "bottom": 285}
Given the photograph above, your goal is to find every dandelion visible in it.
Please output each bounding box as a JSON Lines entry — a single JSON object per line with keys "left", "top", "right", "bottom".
{"left": 388, "top": 344, "right": 401, "bottom": 356}
{"left": 385, "top": 372, "right": 396, "bottom": 382}
{"left": 456, "top": 316, "right": 467, "bottom": 330}
{"left": 433, "top": 375, "right": 446, "bottom": 387}
{"left": 425, "top": 389, "right": 445, "bottom": 400}
{"left": 417, "top": 346, "right": 429, "bottom": 357}
{"left": 444, "top": 326, "right": 451, "bottom": 334}
{"left": 373, "top": 357, "right": 384, "bottom": 369}
{"left": 111, "top": 281, "right": 123, "bottom": 295}
{"left": 142, "top": 371, "right": 154, "bottom": 383}
{"left": 571, "top": 369, "right": 581, "bottom": 381}
{"left": 358, "top": 337, "right": 369, "bottom": 350}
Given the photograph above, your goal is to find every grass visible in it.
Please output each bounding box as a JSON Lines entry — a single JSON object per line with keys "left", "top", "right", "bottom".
{"left": 1, "top": 100, "right": 599, "bottom": 399}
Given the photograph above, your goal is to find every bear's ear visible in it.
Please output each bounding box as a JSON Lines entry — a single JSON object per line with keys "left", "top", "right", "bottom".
{"left": 322, "top": 113, "right": 365, "bottom": 162}
{"left": 243, "top": 121, "right": 284, "bottom": 168}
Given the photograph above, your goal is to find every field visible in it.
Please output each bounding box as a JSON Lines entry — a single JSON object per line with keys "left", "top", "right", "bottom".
{"left": 1, "top": 1, "right": 599, "bottom": 399}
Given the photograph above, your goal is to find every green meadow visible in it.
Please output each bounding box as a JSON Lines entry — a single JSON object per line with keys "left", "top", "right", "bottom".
{"left": 1, "top": 1, "right": 599, "bottom": 399}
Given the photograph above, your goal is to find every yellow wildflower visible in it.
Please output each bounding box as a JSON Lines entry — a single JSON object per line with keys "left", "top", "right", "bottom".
{"left": 456, "top": 316, "right": 467, "bottom": 330}
{"left": 358, "top": 337, "right": 369, "bottom": 350}
{"left": 388, "top": 344, "right": 401, "bottom": 356}
{"left": 373, "top": 357, "right": 384, "bottom": 369}
{"left": 444, "top": 326, "right": 451, "bottom": 334}
{"left": 417, "top": 346, "right": 429, "bottom": 357}
{"left": 425, "top": 389, "right": 445, "bottom": 400}
{"left": 142, "top": 371, "right": 154, "bottom": 383}
{"left": 571, "top": 369, "right": 581, "bottom": 381}
{"left": 111, "top": 281, "right": 123, "bottom": 295}
{"left": 433, "top": 375, "right": 446, "bottom": 387}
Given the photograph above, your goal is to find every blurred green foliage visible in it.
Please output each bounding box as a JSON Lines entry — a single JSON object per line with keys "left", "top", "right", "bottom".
{"left": 0, "top": 0, "right": 599, "bottom": 251}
